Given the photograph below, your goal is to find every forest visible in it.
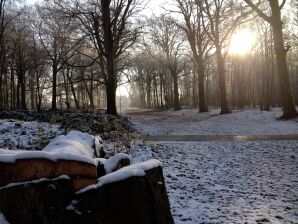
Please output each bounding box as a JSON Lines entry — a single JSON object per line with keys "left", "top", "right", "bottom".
{"left": 0, "top": 0, "right": 297, "bottom": 118}
{"left": 0, "top": 1, "right": 298, "bottom": 224}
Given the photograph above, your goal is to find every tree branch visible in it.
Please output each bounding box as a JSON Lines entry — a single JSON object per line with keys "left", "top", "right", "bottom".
{"left": 243, "top": 0, "right": 272, "bottom": 23}
{"left": 279, "top": 0, "right": 286, "bottom": 9}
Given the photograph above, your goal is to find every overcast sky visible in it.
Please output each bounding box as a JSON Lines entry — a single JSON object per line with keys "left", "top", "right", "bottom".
{"left": 25, "top": 0, "right": 168, "bottom": 15}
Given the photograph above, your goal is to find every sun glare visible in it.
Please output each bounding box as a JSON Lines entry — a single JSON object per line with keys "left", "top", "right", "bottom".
{"left": 229, "top": 29, "right": 256, "bottom": 56}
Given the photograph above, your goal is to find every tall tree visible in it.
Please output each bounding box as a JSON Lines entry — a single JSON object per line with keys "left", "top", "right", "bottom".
{"left": 0, "top": 0, "right": 10, "bottom": 110}
{"left": 199, "top": 0, "right": 244, "bottom": 114}
{"left": 36, "top": 1, "right": 81, "bottom": 110}
{"left": 174, "top": 0, "right": 209, "bottom": 112}
{"left": 244, "top": 0, "right": 297, "bottom": 119}
{"left": 58, "top": 0, "right": 140, "bottom": 115}
{"left": 148, "top": 15, "right": 185, "bottom": 110}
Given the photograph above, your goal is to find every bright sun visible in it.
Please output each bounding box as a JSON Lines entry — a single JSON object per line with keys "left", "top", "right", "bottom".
{"left": 229, "top": 29, "right": 256, "bottom": 55}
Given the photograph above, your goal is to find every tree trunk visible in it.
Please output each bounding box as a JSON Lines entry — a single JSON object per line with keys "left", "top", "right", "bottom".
{"left": 192, "top": 65, "right": 197, "bottom": 107}
{"left": 101, "top": 0, "right": 117, "bottom": 115}
{"left": 63, "top": 71, "right": 70, "bottom": 110}
{"left": 51, "top": 62, "right": 57, "bottom": 110}
{"left": 197, "top": 59, "right": 208, "bottom": 112}
{"left": 172, "top": 73, "right": 180, "bottom": 110}
{"left": 10, "top": 65, "right": 15, "bottom": 109}
{"left": 146, "top": 77, "right": 151, "bottom": 108}
{"left": 271, "top": 6, "right": 297, "bottom": 118}
{"left": 17, "top": 46, "right": 26, "bottom": 110}
{"left": 216, "top": 49, "right": 230, "bottom": 114}
{"left": 84, "top": 79, "right": 95, "bottom": 110}
{"left": 106, "top": 80, "right": 117, "bottom": 115}
{"left": 67, "top": 70, "right": 80, "bottom": 110}
{"left": 153, "top": 75, "right": 159, "bottom": 108}
{"left": 36, "top": 74, "right": 42, "bottom": 112}
{"left": 139, "top": 84, "right": 146, "bottom": 108}
{"left": 159, "top": 73, "right": 164, "bottom": 109}
{"left": 245, "top": 0, "right": 297, "bottom": 118}
{"left": 29, "top": 71, "right": 35, "bottom": 110}
{"left": 90, "top": 72, "right": 95, "bottom": 109}
{"left": 0, "top": 66, "right": 3, "bottom": 110}
{"left": 20, "top": 71, "right": 26, "bottom": 110}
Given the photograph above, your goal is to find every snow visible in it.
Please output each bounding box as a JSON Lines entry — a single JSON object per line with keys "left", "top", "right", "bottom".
{"left": 0, "top": 149, "right": 27, "bottom": 155}
{"left": 0, "top": 119, "right": 62, "bottom": 150}
{"left": 1, "top": 108, "right": 297, "bottom": 223}
{"left": 129, "top": 108, "right": 298, "bottom": 224}
{"left": 0, "top": 213, "right": 9, "bottom": 224}
{"left": 77, "top": 159, "right": 162, "bottom": 194}
{"left": 131, "top": 107, "right": 298, "bottom": 136}
{"left": 99, "top": 165, "right": 145, "bottom": 185}
{"left": 104, "top": 153, "right": 131, "bottom": 173}
{"left": 131, "top": 144, "right": 155, "bottom": 163}
{"left": 0, "top": 131, "right": 102, "bottom": 165}
{"left": 66, "top": 200, "right": 82, "bottom": 215}
{"left": 43, "top": 131, "right": 102, "bottom": 158}
{"left": 132, "top": 141, "right": 298, "bottom": 224}
{"left": 94, "top": 157, "right": 106, "bottom": 166}
{"left": 0, "top": 131, "right": 104, "bottom": 165}
{"left": 123, "top": 158, "right": 161, "bottom": 171}
{"left": 0, "top": 175, "right": 70, "bottom": 190}
{"left": 0, "top": 150, "right": 96, "bottom": 165}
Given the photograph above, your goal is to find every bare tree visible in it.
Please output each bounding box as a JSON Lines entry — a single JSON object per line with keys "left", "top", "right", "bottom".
{"left": 244, "top": 0, "right": 297, "bottom": 119}
{"left": 199, "top": 0, "right": 245, "bottom": 114}
{"left": 174, "top": 0, "right": 210, "bottom": 112}
{"left": 131, "top": 50, "right": 162, "bottom": 108}
{"left": 0, "top": 0, "right": 17, "bottom": 110}
{"left": 148, "top": 15, "right": 186, "bottom": 110}
{"left": 36, "top": 1, "right": 81, "bottom": 110}
{"left": 57, "top": 0, "right": 141, "bottom": 115}
{"left": 0, "top": 0, "right": 297, "bottom": 115}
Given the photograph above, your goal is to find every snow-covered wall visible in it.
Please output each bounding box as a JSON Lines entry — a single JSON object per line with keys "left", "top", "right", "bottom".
{"left": 43, "top": 131, "right": 102, "bottom": 159}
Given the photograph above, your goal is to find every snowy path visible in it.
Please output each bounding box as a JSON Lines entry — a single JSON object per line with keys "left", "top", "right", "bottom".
{"left": 129, "top": 108, "right": 298, "bottom": 136}
{"left": 129, "top": 108, "right": 298, "bottom": 224}
{"left": 146, "top": 134, "right": 298, "bottom": 142}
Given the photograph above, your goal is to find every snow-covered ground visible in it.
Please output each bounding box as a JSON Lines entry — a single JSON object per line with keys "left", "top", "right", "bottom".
{"left": 130, "top": 107, "right": 298, "bottom": 135}
{"left": 0, "top": 118, "right": 134, "bottom": 154}
{"left": 0, "top": 120, "right": 62, "bottom": 150}
{"left": 135, "top": 141, "right": 297, "bottom": 224}
{"left": 129, "top": 108, "right": 298, "bottom": 223}
{"left": 1, "top": 108, "right": 297, "bottom": 224}
{"left": 0, "top": 212, "right": 9, "bottom": 224}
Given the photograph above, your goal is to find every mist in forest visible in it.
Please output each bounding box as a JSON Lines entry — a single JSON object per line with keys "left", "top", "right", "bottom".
{"left": 0, "top": 0, "right": 297, "bottom": 118}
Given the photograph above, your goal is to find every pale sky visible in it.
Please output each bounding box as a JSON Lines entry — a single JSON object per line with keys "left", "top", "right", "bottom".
{"left": 24, "top": 0, "right": 168, "bottom": 97}
{"left": 26, "top": 0, "right": 168, "bottom": 14}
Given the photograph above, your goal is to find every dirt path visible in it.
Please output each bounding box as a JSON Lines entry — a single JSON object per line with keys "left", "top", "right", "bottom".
{"left": 146, "top": 134, "right": 298, "bottom": 142}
